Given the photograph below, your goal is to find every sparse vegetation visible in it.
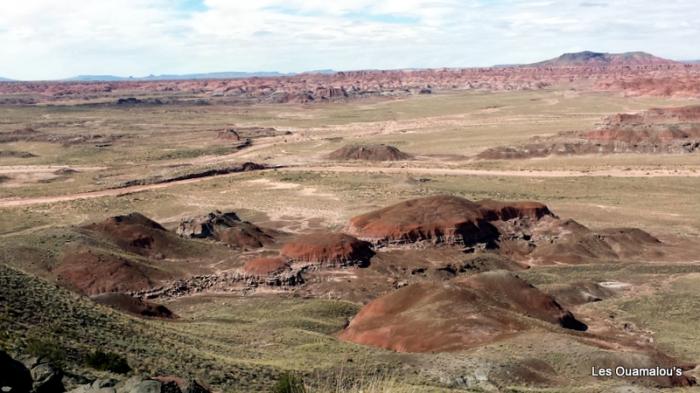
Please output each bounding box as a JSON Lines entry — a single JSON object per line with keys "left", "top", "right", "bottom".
{"left": 85, "top": 350, "right": 131, "bottom": 374}
{"left": 25, "top": 336, "right": 65, "bottom": 365}
{"left": 273, "top": 373, "right": 306, "bottom": 393}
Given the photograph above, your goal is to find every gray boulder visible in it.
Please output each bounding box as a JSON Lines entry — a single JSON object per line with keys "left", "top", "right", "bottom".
{"left": 28, "top": 360, "right": 64, "bottom": 393}
{"left": 127, "top": 381, "right": 160, "bottom": 393}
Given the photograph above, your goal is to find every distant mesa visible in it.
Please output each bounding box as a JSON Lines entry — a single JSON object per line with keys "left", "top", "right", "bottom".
{"left": 531, "top": 51, "right": 677, "bottom": 67}
{"left": 327, "top": 144, "right": 412, "bottom": 161}
{"left": 92, "top": 292, "right": 177, "bottom": 319}
{"left": 177, "top": 210, "right": 277, "bottom": 249}
{"left": 347, "top": 195, "right": 552, "bottom": 246}
{"left": 339, "top": 270, "right": 587, "bottom": 353}
{"left": 280, "top": 232, "right": 374, "bottom": 267}
{"left": 478, "top": 105, "right": 700, "bottom": 159}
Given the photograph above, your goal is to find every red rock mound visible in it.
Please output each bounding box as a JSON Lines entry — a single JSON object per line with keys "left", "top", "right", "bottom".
{"left": 243, "top": 257, "right": 290, "bottom": 276}
{"left": 54, "top": 246, "right": 168, "bottom": 295}
{"left": 177, "top": 211, "right": 276, "bottom": 249}
{"left": 339, "top": 271, "right": 586, "bottom": 352}
{"left": 327, "top": 144, "right": 412, "bottom": 161}
{"left": 496, "top": 217, "right": 663, "bottom": 265}
{"left": 83, "top": 213, "right": 182, "bottom": 258}
{"left": 92, "top": 293, "right": 177, "bottom": 318}
{"left": 347, "top": 195, "right": 552, "bottom": 246}
{"left": 280, "top": 233, "right": 374, "bottom": 267}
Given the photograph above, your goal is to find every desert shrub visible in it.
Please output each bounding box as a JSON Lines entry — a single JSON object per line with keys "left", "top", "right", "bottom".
{"left": 272, "top": 372, "right": 306, "bottom": 393}
{"left": 26, "top": 337, "right": 65, "bottom": 365}
{"left": 85, "top": 350, "right": 131, "bottom": 374}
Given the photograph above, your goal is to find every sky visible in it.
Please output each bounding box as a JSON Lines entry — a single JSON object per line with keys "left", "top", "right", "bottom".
{"left": 0, "top": 0, "right": 699, "bottom": 80}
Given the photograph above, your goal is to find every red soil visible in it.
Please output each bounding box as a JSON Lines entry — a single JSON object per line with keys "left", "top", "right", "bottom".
{"left": 280, "top": 233, "right": 374, "bottom": 267}
{"left": 243, "top": 257, "right": 290, "bottom": 276}
{"left": 347, "top": 195, "right": 552, "bottom": 245}
{"left": 54, "top": 246, "right": 165, "bottom": 295}
{"left": 83, "top": 213, "right": 177, "bottom": 258}
{"left": 339, "top": 271, "right": 586, "bottom": 352}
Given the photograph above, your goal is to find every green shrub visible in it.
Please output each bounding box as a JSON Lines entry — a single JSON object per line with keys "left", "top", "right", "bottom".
{"left": 26, "top": 337, "right": 64, "bottom": 365}
{"left": 272, "top": 372, "right": 306, "bottom": 393}
{"left": 85, "top": 350, "right": 131, "bottom": 374}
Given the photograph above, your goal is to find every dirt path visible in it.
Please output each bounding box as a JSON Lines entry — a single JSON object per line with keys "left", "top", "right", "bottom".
{"left": 280, "top": 165, "right": 700, "bottom": 178}
{"left": 0, "top": 169, "right": 274, "bottom": 208}
{"left": 2, "top": 164, "right": 699, "bottom": 208}
{"left": 0, "top": 165, "right": 107, "bottom": 174}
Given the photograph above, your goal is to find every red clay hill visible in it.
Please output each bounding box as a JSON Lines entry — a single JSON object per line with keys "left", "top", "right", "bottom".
{"left": 54, "top": 246, "right": 169, "bottom": 295}
{"left": 53, "top": 212, "right": 232, "bottom": 296}
{"left": 339, "top": 270, "right": 586, "bottom": 352}
{"left": 347, "top": 195, "right": 663, "bottom": 265}
{"left": 243, "top": 257, "right": 291, "bottom": 276}
{"left": 478, "top": 105, "right": 700, "bottom": 159}
{"left": 327, "top": 144, "right": 412, "bottom": 161}
{"left": 347, "top": 195, "right": 552, "bottom": 246}
{"left": 280, "top": 233, "right": 374, "bottom": 267}
{"left": 83, "top": 212, "right": 187, "bottom": 259}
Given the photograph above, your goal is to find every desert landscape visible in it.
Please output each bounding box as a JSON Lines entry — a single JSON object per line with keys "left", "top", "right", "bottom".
{"left": 2, "top": 50, "right": 700, "bottom": 393}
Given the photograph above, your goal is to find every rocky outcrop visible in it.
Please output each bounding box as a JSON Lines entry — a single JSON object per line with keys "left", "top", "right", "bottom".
{"left": 280, "top": 233, "right": 374, "bottom": 267}
{"left": 339, "top": 271, "right": 586, "bottom": 353}
{"left": 494, "top": 216, "right": 663, "bottom": 265}
{"left": 327, "top": 144, "right": 412, "bottom": 161}
{"left": 1, "top": 351, "right": 211, "bottom": 393}
{"left": 68, "top": 376, "right": 210, "bottom": 393}
{"left": 347, "top": 195, "right": 552, "bottom": 246}
{"left": 176, "top": 211, "right": 276, "bottom": 249}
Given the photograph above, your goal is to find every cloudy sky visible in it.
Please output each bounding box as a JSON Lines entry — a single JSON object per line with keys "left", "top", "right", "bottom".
{"left": 0, "top": 0, "right": 698, "bottom": 80}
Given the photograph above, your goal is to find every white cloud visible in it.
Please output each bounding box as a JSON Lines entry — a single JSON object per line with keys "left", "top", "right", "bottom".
{"left": 0, "top": 0, "right": 698, "bottom": 80}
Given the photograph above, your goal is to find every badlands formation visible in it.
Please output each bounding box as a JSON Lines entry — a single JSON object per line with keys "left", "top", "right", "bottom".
{"left": 2, "top": 51, "right": 700, "bottom": 392}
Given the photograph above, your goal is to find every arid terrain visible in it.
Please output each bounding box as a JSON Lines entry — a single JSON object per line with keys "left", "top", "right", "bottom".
{"left": 2, "top": 51, "right": 700, "bottom": 393}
